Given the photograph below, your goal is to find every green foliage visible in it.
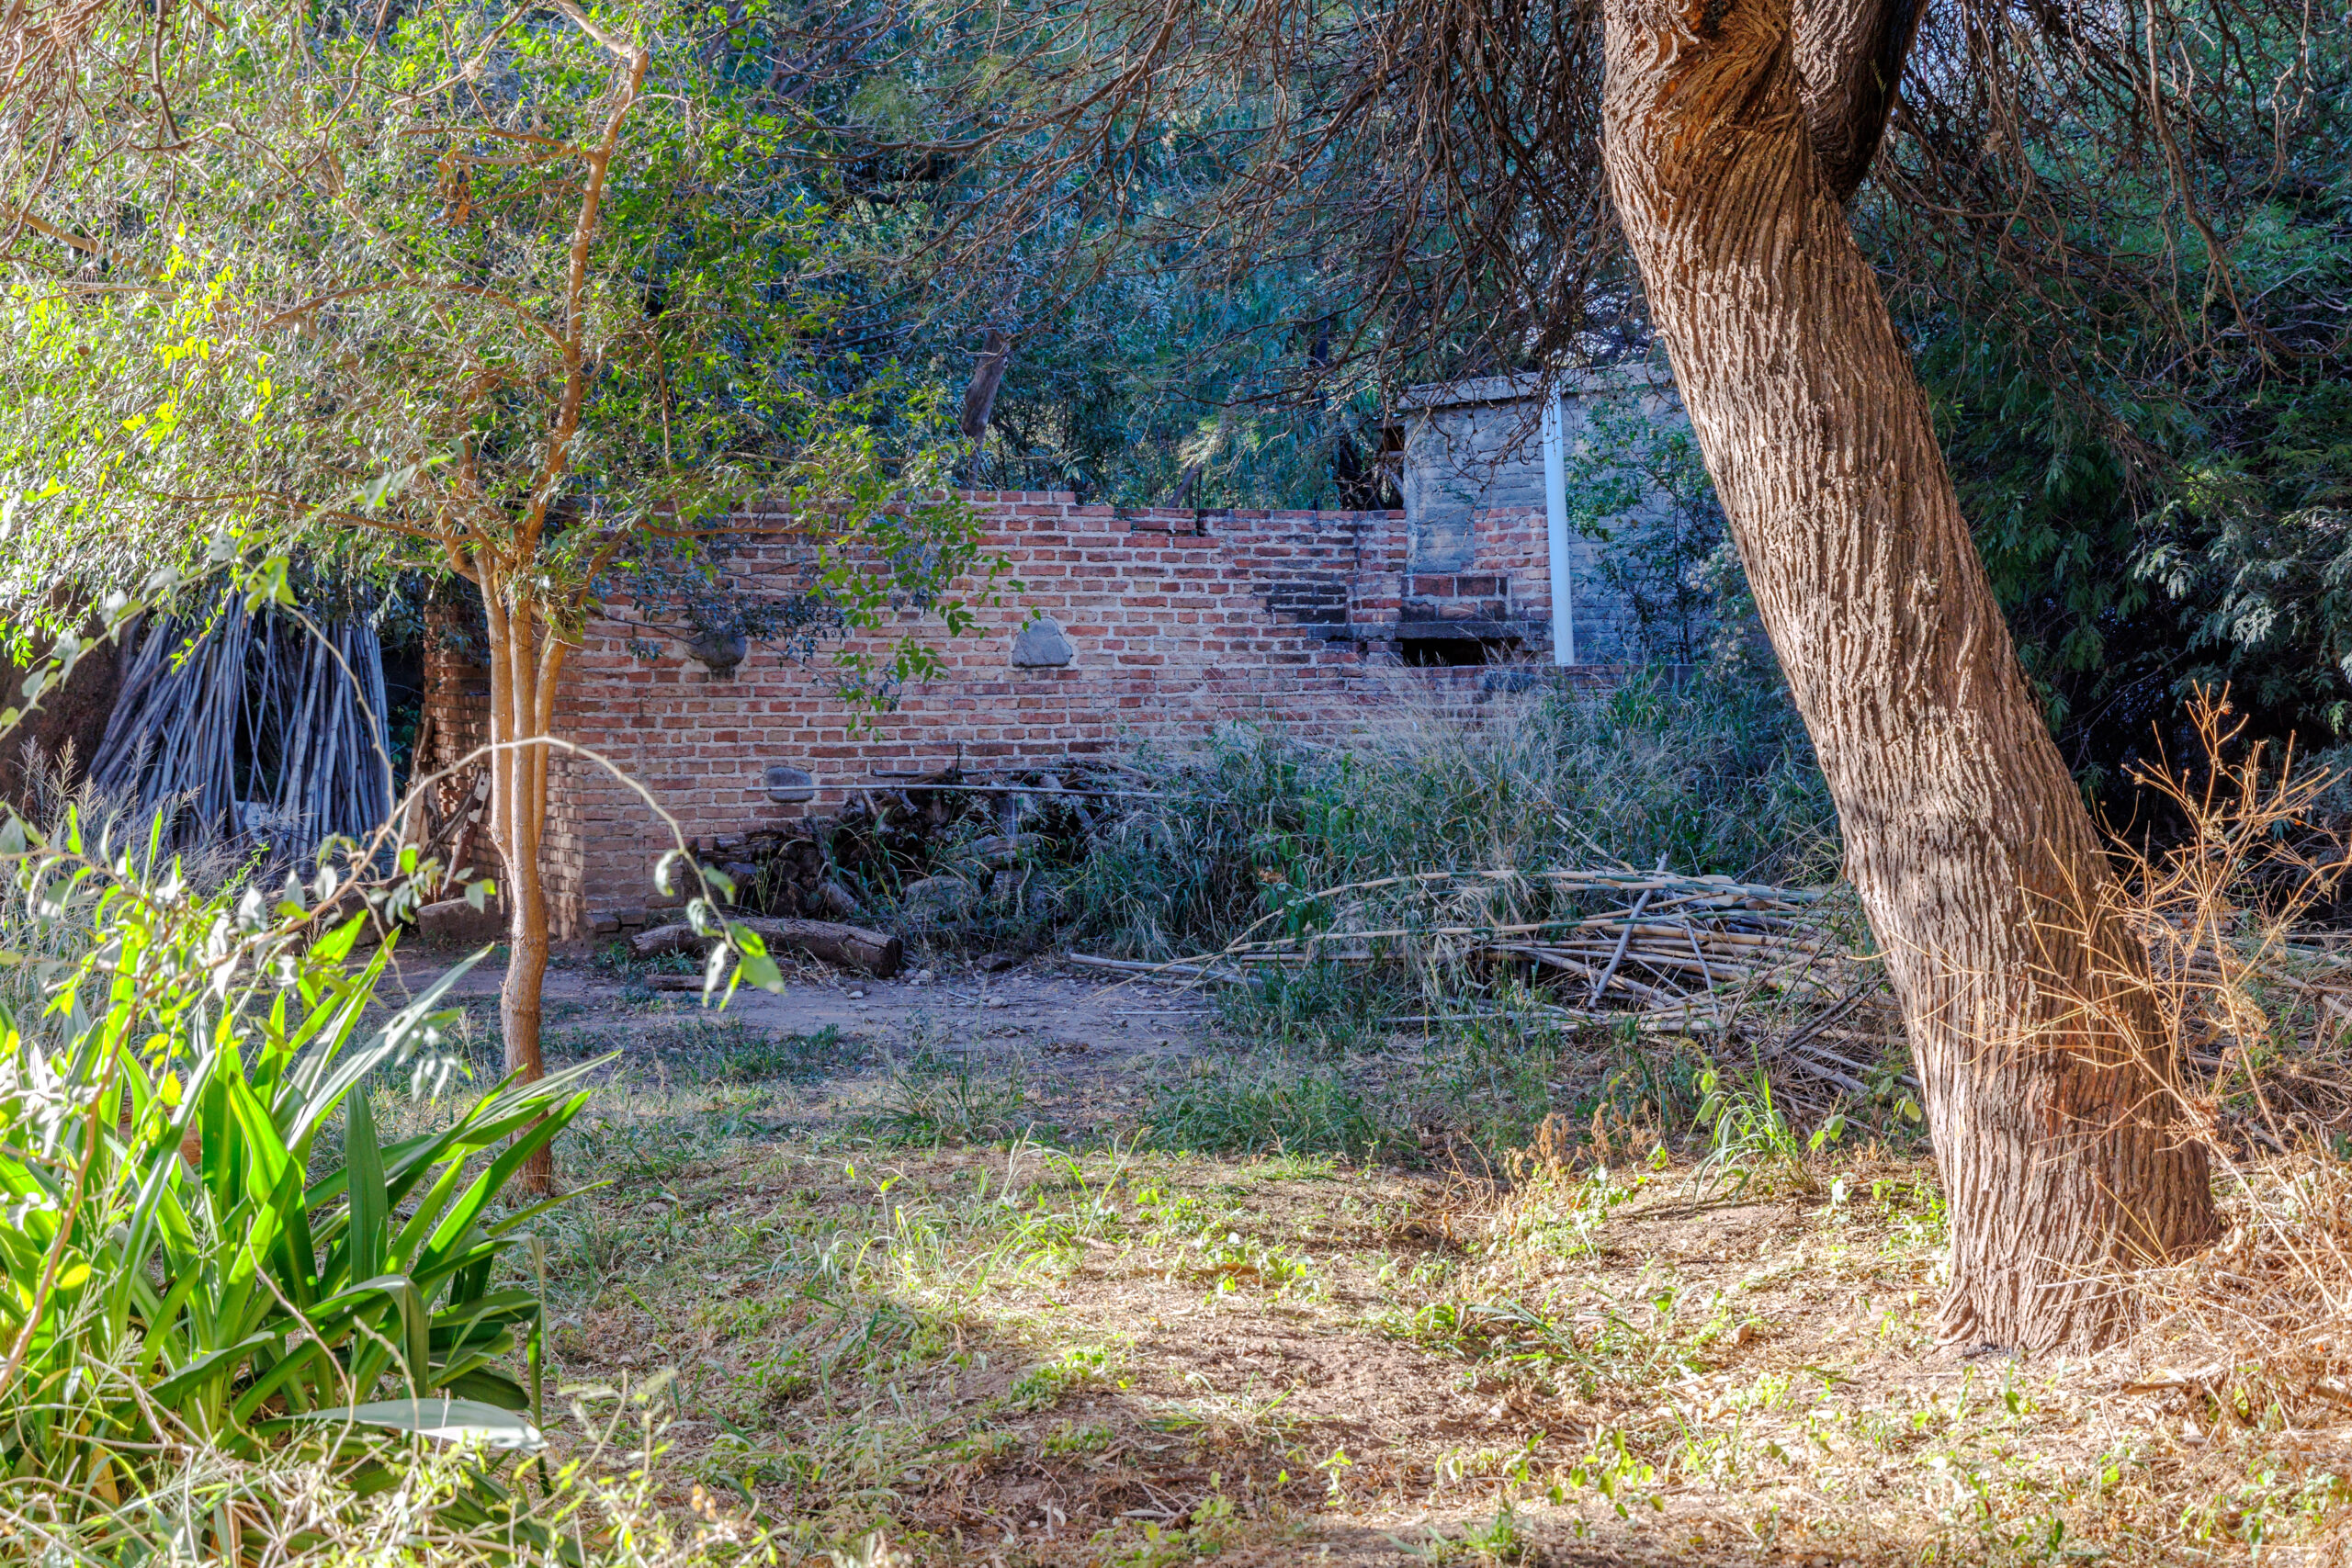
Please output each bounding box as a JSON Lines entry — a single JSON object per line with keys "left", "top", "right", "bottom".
{"left": 0, "top": 799, "right": 594, "bottom": 1542}
{"left": 1689, "top": 1063, "right": 1838, "bottom": 1197}
{"left": 1559, "top": 393, "right": 1741, "bottom": 664}
{"left": 778, "top": 0, "right": 1457, "bottom": 509}
{"left": 1060, "top": 671, "right": 1836, "bottom": 964}
{"left": 0, "top": 0, "right": 986, "bottom": 696}
{"left": 1880, "top": 39, "right": 2352, "bottom": 773}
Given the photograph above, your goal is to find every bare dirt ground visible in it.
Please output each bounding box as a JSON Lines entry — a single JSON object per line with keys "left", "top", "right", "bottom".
{"left": 384, "top": 942, "right": 2352, "bottom": 1567}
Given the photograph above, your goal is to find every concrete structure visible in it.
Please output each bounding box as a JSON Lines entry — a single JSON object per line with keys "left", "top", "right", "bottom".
{"left": 1393, "top": 360, "right": 1683, "bottom": 666}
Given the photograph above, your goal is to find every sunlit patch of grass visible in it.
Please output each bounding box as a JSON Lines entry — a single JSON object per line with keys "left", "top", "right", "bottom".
{"left": 518, "top": 1021, "right": 2352, "bottom": 1566}
{"left": 1137, "top": 1053, "right": 1416, "bottom": 1161}
{"left": 1378, "top": 1281, "right": 1745, "bottom": 1402}
{"left": 544, "top": 1147, "right": 1146, "bottom": 1546}
{"left": 1010, "top": 1344, "right": 1127, "bottom": 1410}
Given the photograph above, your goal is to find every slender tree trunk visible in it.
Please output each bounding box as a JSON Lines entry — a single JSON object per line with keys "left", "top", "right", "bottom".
{"left": 478, "top": 571, "right": 556, "bottom": 1192}
{"left": 1597, "top": 0, "right": 2216, "bottom": 1352}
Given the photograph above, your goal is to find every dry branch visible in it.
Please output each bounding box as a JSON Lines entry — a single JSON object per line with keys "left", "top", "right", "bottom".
{"left": 631, "top": 917, "right": 903, "bottom": 979}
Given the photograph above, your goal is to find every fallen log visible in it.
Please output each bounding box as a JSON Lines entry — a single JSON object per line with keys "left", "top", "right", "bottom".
{"left": 631, "top": 917, "right": 903, "bottom": 978}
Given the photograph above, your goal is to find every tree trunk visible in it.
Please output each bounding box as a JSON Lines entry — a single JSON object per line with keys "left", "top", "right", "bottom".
{"left": 1597, "top": 0, "right": 2216, "bottom": 1352}
{"left": 479, "top": 574, "right": 562, "bottom": 1194}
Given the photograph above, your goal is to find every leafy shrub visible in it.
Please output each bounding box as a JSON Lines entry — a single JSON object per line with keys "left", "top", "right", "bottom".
{"left": 0, "top": 804, "right": 598, "bottom": 1555}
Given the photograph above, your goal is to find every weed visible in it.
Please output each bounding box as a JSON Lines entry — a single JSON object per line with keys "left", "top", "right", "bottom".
{"left": 1495, "top": 1160, "right": 1651, "bottom": 1261}
{"left": 868, "top": 1044, "right": 1038, "bottom": 1145}
{"left": 1404, "top": 1502, "right": 1532, "bottom": 1562}
{"left": 1872, "top": 1172, "right": 1951, "bottom": 1252}
{"left": 1040, "top": 1420, "right": 1115, "bottom": 1455}
{"left": 1108, "top": 1483, "right": 1251, "bottom": 1566}
{"left": 1690, "top": 1060, "right": 1829, "bottom": 1196}
{"left": 695, "top": 1021, "right": 855, "bottom": 1082}
{"left": 1010, "top": 1345, "right": 1124, "bottom": 1410}
{"left": 1179, "top": 1224, "right": 1322, "bottom": 1298}
{"left": 1139, "top": 1055, "right": 1413, "bottom": 1160}
{"left": 1556, "top": 1429, "right": 1667, "bottom": 1526}
{"left": 1216, "top": 960, "right": 1397, "bottom": 1055}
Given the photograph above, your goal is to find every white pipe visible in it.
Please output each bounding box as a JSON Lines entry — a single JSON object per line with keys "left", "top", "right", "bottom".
{"left": 1541, "top": 391, "right": 1577, "bottom": 666}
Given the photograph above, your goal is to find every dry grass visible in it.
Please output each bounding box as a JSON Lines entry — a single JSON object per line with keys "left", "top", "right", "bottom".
{"left": 2080, "top": 693, "right": 2352, "bottom": 1470}
{"left": 27, "top": 682, "right": 2352, "bottom": 1564}
{"left": 514, "top": 1035, "right": 2352, "bottom": 1565}
{"left": 477, "top": 690, "right": 2352, "bottom": 1563}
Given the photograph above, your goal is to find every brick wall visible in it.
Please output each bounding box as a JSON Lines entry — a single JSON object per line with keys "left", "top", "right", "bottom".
{"left": 428, "top": 491, "right": 1592, "bottom": 932}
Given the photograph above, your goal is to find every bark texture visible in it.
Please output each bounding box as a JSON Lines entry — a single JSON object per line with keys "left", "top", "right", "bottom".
{"left": 1791, "top": 0, "right": 1923, "bottom": 202}
{"left": 480, "top": 570, "right": 565, "bottom": 1194}
{"left": 960, "top": 328, "right": 1014, "bottom": 441}
{"left": 1597, "top": 0, "right": 2217, "bottom": 1352}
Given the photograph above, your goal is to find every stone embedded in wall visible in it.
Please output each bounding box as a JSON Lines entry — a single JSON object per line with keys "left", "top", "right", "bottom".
{"left": 1011, "top": 617, "right": 1076, "bottom": 668}
{"left": 683, "top": 626, "right": 748, "bottom": 678}
{"left": 765, "top": 765, "right": 817, "bottom": 803}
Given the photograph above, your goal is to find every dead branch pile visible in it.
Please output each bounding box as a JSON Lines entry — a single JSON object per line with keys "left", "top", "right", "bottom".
{"left": 831, "top": 764, "right": 1132, "bottom": 879}
{"left": 1072, "top": 854, "right": 2352, "bottom": 1136}
{"left": 680, "top": 762, "right": 1136, "bottom": 931}
{"left": 681, "top": 826, "right": 866, "bottom": 921}
{"left": 1075, "top": 867, "right": 1916, "bottom": 1107}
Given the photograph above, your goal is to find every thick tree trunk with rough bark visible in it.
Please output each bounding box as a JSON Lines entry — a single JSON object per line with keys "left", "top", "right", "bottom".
{"left": 1597, "top": 0, "right": 2216, "bottom": 1352}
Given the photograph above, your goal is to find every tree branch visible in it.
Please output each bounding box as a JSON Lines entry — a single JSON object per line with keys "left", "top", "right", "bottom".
{"left": 523, "top": 11, "right": 648, "bottom": 558}
{"left": 1793, "top": 0, "right": 1926, "bottom": 204}
{"left": 0, "top": 201, "right": 153, "bottom": 276}
{"left": 959, "top": 327, "right": 1014, "bottom": 440}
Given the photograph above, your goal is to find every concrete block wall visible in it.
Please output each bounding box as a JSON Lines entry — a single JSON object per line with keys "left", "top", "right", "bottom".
{"left": 426, "top": 491, "right": 1591, "bottom": 931}
{"left": 1396, "top": 365, "right": 1681, "bottom": 663}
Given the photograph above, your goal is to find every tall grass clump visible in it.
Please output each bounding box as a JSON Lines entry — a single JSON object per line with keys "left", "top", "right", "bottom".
{"left": 1063, "top": 667, "right": 1837, "bottom": 963}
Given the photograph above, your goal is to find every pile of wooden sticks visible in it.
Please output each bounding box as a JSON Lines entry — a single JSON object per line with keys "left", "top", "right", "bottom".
{"left": 93, "top": 598, "right": 394, "bottom": 861}
{"left": 1072, "top": 866, "right": 1913, "bottom": 1102}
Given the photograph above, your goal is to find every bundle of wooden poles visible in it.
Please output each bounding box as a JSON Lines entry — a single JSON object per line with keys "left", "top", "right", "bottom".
{"left": 1074, "top": 865, "right": 2352, "bottom": 1122}
{"left": 93, "top": 596, "right": 393, "bottom": 863}
{"left": 1070, "top": 867, "right": 1914, "bottom": 1104}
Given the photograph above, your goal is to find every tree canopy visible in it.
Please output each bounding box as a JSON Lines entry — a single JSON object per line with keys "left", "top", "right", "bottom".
{"left": 764, "top": 0, "right": 2350, "bottom": 778}
{"left": 0, "top": 0, "right": 980, "bottom": 680}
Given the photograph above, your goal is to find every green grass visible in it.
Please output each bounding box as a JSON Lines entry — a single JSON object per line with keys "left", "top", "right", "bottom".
{"left": 1051, "top": 670, "right": 1837, "bottom": 968}
{"left": 1138, "top": 1055, "right": 1414, "bottom": 1161}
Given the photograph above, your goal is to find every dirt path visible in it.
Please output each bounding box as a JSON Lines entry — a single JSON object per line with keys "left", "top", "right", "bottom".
{"left": 391, "top": 943, "right": 1221, "bottom": 1114}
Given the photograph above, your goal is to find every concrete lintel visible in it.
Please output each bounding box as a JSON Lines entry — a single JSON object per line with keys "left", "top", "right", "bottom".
{"left": 1396, "top": 362, "right": 1674, "bottom": 412}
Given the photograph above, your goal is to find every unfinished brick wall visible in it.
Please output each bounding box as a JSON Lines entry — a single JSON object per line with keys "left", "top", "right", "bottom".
{"left": 428, "top": 491, "right": 1574, "bottom": 933}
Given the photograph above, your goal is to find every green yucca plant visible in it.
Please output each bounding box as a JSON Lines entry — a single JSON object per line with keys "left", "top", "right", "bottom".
{"left": 0, "top": 803, "right": 600, "bottom": 1519}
